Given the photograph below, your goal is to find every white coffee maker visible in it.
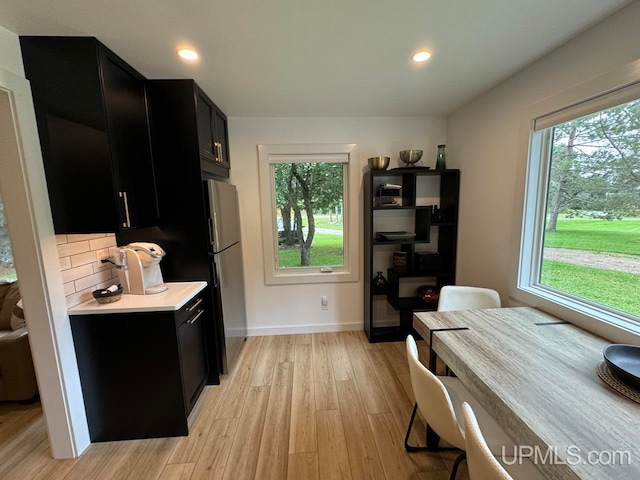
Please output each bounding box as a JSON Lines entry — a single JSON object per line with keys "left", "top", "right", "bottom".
{"left": 114, "top": 242, "right": 169, "bottom": 295}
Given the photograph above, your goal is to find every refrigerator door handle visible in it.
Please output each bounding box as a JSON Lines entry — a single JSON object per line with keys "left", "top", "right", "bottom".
{"left": 212, "top": 262, "right": 219, "bottom": 288}
{"left": 217, "top": 259, "right": 225, "bottom": 287}
{"left": 208, "top": 217, "right": 216, "bottom": 249}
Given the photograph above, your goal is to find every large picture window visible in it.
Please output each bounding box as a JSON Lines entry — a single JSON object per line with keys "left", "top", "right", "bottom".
{"left": 540, "top": 100, "right": 640, "bottom": 316}
{"left": 520, "top": 81, "right": 640, "bottom": 329}
{"left": 258, "top": 144, "right": 359, "bottom": 285}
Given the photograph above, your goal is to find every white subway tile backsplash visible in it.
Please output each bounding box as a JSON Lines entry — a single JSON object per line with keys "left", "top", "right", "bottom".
{"left": 93, "top": 248, "right": 114, "bottom": 273}
{"left": 89, "top": 235, "right": 117, "bottom": 251}
{"left": 67, "top": 233, "right": 108, "bottom": 243}
{"left": 96, "top": 248, "right": 113, "bottom": 261}
{"left": 58, "top": 233, "right": 119, "bottom": 308}
{"left": 59, "top": 256, "right": 71, "bottom": 270}
{"left": 61, "top": 264, "right": 93, "bottom": 284}
{"left": 57, "top": 240, "right": 91, "bottom": 258}
{"left": 75, "top": 269, "right": 116, "bottom": 292}
{"left": 96, "top": 278, "right": 120, "bottom": 291}
{"left": 63, "top": 281, "right": 76, "bottom": 296}
{"left": 93, "top": 261, "right": 113, "bottom": 273}
{"left": 65, "top": 287, "right": 96, "bottom": 308}
{"left": 70, "top": 251, "right": 98, "bottom": 268}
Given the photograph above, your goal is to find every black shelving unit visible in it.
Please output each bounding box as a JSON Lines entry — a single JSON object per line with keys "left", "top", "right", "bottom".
{"left": 364, "top": 167, "right": 460, "bottom": 343}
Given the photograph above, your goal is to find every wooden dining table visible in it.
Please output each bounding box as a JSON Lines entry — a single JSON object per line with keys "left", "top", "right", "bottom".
{"left": 413, "top": 307, "right": 640, "bottom": 480}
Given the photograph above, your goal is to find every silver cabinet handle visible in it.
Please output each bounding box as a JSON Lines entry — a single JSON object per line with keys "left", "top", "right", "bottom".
{"left": 214, "top": 142, "right": 223, "bottom": 163}
{"left": 186, "top": 297, "right": 203, "bottom": 312}
{"left": 119, "top": 191, "right": 131, "bottom": 228}
{"left": 187, "top": 309, "right": 204, "bottom": 325}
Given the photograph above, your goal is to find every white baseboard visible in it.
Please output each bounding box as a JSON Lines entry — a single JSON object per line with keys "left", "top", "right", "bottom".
{"left": 246, "top": 322, "right": 363, "bottom": 336}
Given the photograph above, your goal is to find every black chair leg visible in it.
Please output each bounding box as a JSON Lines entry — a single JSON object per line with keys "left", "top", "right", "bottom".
{"left": 426, "top": 424, "right": 441, "bottom": 450}
{"left": 405, "top": 402, "right": 444, "bottom": 452}
{"left": 450, "top": 452, "right": 466, "bottom": 480}
{"left": 404, "top": 403, "right": 430, "bottom": 452}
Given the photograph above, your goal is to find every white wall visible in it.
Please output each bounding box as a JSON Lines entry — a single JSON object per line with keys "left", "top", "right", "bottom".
{"left": 447, "top": 1, "right": 640, "bottom": 339}
{"left": 229, "top": 117, "right": 446, "bottom": 335}
{"left": 0, "top": 23, "right": 90, "bottom": 457}
{"left": 0, "top": 25, "right": 24, "bottom": 78}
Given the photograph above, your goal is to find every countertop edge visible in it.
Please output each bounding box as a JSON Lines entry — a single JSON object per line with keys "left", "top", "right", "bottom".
{"left": 68, "top": 281, "right": 208, "bottom": 315}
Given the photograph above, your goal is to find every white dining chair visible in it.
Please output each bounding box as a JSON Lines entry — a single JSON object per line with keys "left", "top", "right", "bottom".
{"left": 437, "top": 285, "right": 501, "bottom": 312}
{"left": 462, "top": 402, "right": 545, "bottom": 480}
{"left": 405, "top": 335, "right": 515, "bottom": 480}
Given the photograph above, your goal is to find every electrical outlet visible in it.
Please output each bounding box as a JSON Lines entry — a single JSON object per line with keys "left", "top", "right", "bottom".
{"left": 321, "top": 295, "right": 329, "bottom": 310}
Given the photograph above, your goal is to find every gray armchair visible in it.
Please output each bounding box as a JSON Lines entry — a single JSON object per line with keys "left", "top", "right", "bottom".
{"left": 0, "top": 281, "right": 38, "bottom": 402}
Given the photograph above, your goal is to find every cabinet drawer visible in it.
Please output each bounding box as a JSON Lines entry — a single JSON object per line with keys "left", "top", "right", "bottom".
{"left": 176, "top": 294, "right": 205, "bottom": 326}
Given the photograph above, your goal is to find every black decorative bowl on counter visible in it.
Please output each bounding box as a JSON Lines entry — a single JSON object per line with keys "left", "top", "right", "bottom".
{"left": 603, "top": 344, "right": 640, "bottom": 390}
{"left": 92, "top": 285, "right": 123, "bottom": 304}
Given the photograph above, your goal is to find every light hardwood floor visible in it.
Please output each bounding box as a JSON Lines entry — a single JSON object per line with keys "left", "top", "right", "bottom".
{"left": 0, "top": 332, "right": 470, "bottom": 480}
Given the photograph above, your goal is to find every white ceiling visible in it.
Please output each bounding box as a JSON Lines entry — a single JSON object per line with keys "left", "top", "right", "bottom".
{"left": 0, "top": 0, "right": 631, "bottom": 117}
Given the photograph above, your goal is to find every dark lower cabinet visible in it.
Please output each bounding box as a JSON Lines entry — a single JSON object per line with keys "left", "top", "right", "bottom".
{"left": 177, "top": 308, "right": 209, "bottom": 411}
{"left": 69, "top": 295, "right": 208, "bottom": 442}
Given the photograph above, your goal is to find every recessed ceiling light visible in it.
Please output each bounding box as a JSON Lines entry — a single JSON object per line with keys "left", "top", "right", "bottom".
{"left": 177, "top": 49, "right": 199, "bottom": 61}
{"left": 411, "top": 50, "right": 431, "bottom": 63}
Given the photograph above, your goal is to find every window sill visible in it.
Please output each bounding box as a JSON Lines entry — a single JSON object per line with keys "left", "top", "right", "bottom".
{"left": 516, "top": 283, "right": 640, "bottom": 342}
{"left": 266, "top": 268, "right": 358, "bottom": 286}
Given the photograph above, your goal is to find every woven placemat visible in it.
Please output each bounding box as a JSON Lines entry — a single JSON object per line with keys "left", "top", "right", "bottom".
{"left": 596, "top": 362, "right": 640, "bottom": 404}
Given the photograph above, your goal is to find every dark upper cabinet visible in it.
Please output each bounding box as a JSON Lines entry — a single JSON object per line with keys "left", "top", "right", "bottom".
{"left": 20, "top": 36, "right": 158, "bottom": 234}
{"left": 213, "top": 108, "right": 230, "bottom": 170}
{"left": 147, "top": 79, "right": 230, "bottom": 179}
{"left": 196, "top": 92, "right": 216, "bottom": 163}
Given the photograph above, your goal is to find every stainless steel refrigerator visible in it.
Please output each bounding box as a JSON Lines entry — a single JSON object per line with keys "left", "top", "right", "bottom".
{"left": 206, "top": 180, "right": 248, "bottom": 374}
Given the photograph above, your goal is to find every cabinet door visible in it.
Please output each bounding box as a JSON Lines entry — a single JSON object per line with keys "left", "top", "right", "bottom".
{"left": 213, "top": 108, "right": 230, "bottom": 169}
{"left": 20, "top": 36, "right": 119, "bottom": 233}
{"left": 196, "top": 92, "right": 216, "bottom": 163}
{"left": 70, "top": 311, "right": 187, "bottom": 441}
{"left": 178, "top": 307, "right": 208, "bottom": 414}
{"left": 100, "top": 46, "right": 158, "bottom": 229}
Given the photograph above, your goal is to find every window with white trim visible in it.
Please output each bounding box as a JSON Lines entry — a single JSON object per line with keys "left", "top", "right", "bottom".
{"left": 520, "top": 82, "right": 640, "bottom": 326}
{"left": 258, "top": 144, "right": 359, "bottom": 285}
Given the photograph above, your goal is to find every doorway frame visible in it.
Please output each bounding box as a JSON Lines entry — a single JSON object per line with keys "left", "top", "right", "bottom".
{"left": 0, "top": 67, "right": 90, "bottom": 457}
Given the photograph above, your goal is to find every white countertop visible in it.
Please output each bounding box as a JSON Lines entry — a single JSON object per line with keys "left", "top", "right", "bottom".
{"left": 68, "top": 281, "right": 207, "bottom": 315}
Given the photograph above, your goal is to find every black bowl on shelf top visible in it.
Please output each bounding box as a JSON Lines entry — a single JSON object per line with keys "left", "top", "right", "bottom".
{"left": 603, "top": 344, "right": 640, "bottom": 390}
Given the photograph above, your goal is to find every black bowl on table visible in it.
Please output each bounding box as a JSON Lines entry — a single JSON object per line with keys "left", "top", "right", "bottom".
{"left": 603, "top": 344, "right": 640, "bottom": 390}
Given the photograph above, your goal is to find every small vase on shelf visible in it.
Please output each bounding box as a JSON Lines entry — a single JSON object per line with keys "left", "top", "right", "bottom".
{"left": 436, "top": 144, "right": 447, "bottom": 170}
{"left": 372, "top": 271, "right": 388, "bottom": 292}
